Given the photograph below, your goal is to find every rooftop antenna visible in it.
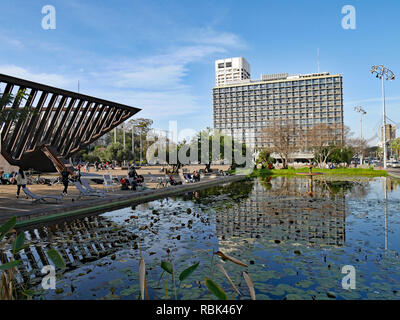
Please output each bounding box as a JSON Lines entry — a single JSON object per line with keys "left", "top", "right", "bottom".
{"left": 317, "top": 48, "right": 320, "bottom": 73}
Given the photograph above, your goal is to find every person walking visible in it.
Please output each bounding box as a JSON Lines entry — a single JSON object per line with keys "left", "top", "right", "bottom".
{"left": 61, "top": 168, "right": 70, "bottom": 196}
{"left": 15, "top": 168, "right": 27, "bottom": 199}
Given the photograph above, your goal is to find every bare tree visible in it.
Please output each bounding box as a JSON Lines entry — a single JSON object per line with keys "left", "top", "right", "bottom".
{"left": 303, "top": 123, "right": 343, "bottom": 167}
{"left": 347, "top": 137, "right": 368, "bottom": 160}
{"left": 344, "top": 124, "right": 371, "bottom": 164}
{"left": 260, "top": 119, "right": 300, "bottom": 169}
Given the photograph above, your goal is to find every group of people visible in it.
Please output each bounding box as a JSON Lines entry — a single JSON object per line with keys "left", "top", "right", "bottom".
{"left": 324, "top": 163, "right": 335, "bottom": 170}
{"left": 94, "top": 161, "right": 116, "bottom": 171}
{"left": 1, "top": 169, "right": 28, "bottom": 199}
{"left": 5, "top": 162, "right": 206, "bottom": 199}
{"left": 1, "top": 167, "right": 71, "bottom": 198}
{"left": 76, "top": 162, "right": 90, "bottom": 173}
{"left": 166, "top": 174, "right": 182, "bottom": 186}
{"left": 184, "top": 171, "right": 201, "bottom": 183}
{"left": 120, "top": 165, "right": 145, "bottom": 190}
{"left": 0, "top": 169, "right": 28, "bottom": 198}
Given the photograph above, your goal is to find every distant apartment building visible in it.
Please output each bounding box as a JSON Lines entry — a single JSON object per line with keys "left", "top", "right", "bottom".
{"left": 381, "top": 124, "right": 396, "bottom": 142}
{"left": 215, "top": 57, "right": 250, "bottom": 86}
{"left": 212, "top": 58, "right": 344, "bottom": 156}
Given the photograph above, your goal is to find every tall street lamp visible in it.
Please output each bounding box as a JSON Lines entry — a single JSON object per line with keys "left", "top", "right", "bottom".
{"left": 370, "top": 65, "right": 395, "bottom": 169}
{"left": 354, "top": 106, "right": 366, "bottom": 165}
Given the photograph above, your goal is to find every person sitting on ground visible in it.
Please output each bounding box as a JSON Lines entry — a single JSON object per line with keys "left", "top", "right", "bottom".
{"left": 8, "top": 171, "right": 16, "bottom": 185}
{"left": 129, "top": 177, "right": 138, "bottom": 190}
{"left": 0, "top": 171, "right": 9, "bottom": 185}
{"left": 136, "top": 174, "right": 144, "bottom": 184}
{"left": 192, "top": 171, "right": 200, "bottom": 182}
{"left": 120, "top": 177, "right": 130, "bottom": 190}
{"left": 15, "top": 168, "right": 27, "bottom": 199}
{"left": 168, "top": 174, "right": 182, "bottom": 185}
{"left": 184, "top": 172, "right": 194, "bottom": 182}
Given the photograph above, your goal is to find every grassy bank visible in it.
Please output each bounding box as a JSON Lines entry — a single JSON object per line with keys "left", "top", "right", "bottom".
{"left": 248, "top": 167, "right": 388, "bottom": 178}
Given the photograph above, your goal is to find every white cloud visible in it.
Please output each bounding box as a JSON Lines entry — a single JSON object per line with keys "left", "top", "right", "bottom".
{"left": 0, "top": 33, "right": 24, "bottom": 49}
{"left": 0, "top": 27, "right": 243, "bottom": 122}
{"left": 96, "top": 44, "right": 228, "bottom": 91}
{"left": 188, "top": 27, "right": 245, "bottom": 48}
{"left": 0, "top": 64, "right": 74, "bottom": 88}
{"left": 99, "top": 90, "right": 202, "bottom": 119}
{"left": 97, "top": 63, "right": 188, "bottom": 90}
{"left": 345, "top": 96, "right": 400, "bottom": 105}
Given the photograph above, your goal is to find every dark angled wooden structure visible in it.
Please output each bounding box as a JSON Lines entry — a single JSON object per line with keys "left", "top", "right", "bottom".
{"left": 0, "top": 74, "right": 140, "bottom": 172}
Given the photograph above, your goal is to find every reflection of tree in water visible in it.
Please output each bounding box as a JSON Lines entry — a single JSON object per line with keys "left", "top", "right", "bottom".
{"left": 181, "top": 180, "right": 254, "bottom": 205}
{"left": 262, "top": 176, "right": 358, "bottom": 199}
{"left": 347, "top": 181, "right": 370, "bottom": 199}
{"left": 314, "top": 180, "right": 354, "bottom": 198}
{"left": 215, "top": 178, "right": 347, "bottom": 250}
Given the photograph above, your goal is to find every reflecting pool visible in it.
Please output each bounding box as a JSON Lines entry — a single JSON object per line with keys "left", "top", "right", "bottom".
{"left": 12, "top": 176, "right": 400, "bottom": 299}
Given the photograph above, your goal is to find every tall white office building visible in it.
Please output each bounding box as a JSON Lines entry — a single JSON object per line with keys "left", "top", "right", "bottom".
{"left": 215, "top": 57, "right": 250, "bottom": 86}
{"left": 213, "top": 57, "right": 344, "bottom": 157}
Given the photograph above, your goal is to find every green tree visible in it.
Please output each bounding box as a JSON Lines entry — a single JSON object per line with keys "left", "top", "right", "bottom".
{"left": 85, "top": 152, "right": 100, "bottom": 163}
{"left": 90, "top": 146, "right": 107, "bottom": 162}
{"left": 191, "top": 128, "right": 251, "bottom": 172}
{"left": 390, "top": 138, "right": 400, "bottom": 160}
{"left": 104, "top": 142, "right": 133, "bottom": 163}
{"left": 104, "top": 118, "right": 154, "bottom": 163}
{"left": 328, "top": 147, "right": 354, "bottom": 165}
{"left": 255, "top": 149, "right": 276, "bottom": 169}
{"left": 376, "top": 146, "right": 383, "bottom": 160}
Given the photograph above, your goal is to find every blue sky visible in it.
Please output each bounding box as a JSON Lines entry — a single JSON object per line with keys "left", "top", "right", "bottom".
{"left": 1, "top": 0, "right": 400, "bottom": 144}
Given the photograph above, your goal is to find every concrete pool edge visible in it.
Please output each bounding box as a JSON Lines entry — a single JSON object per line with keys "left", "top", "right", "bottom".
{"left": 14, "top": 175, "right": 247, "bottom": 229}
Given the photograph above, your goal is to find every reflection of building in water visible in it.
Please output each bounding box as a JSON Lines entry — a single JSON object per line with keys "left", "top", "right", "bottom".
{"left": 383, "top": 177, "right": 397, "bottom": 192}
{"left": 216, "top": 178, "right": 346, "bottom": 247}
{"left": 0, "top": 215, "right": 137, "bottom": 284}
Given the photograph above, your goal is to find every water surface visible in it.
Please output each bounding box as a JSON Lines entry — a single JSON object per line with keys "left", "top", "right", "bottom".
{"left": 14, "top": 176, "right": 400, "bottom": 300}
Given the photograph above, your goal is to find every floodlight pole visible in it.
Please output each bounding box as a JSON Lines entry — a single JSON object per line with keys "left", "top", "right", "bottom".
{"left": 354, "top": 106, "right": 366, "bottom": 165}
{"left": 371, "top": 65, "right": 395, "bottom": 169}
{"left": 382, "top": 74, "right": 387, "bottom": 169}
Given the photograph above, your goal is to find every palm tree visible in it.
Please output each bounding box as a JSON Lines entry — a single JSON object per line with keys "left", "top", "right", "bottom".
{"left": 390, "top": 138, "right": 400, "bottom": 160}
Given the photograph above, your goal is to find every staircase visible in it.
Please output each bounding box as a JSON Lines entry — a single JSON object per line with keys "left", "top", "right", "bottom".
{"left": 41, "top": 145, "right": 74, "bottom": 174}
